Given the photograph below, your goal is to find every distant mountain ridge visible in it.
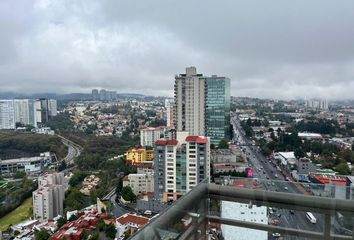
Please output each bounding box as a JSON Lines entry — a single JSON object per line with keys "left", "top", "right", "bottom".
{"left": 0, "top": 92, "right": 147, "bottom": 100}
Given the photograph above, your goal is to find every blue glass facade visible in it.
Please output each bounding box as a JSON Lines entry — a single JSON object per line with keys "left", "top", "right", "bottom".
{"left": 206, "top": 77, "right": 231, "bottom": 145}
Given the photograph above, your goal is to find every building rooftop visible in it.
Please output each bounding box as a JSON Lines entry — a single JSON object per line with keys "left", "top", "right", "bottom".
{"left": 116, "top": 213, "right": 149, "bottom": 226}
{"left": 155, "top": 139, "right": 178, "bottom": 145}
{"left": 185, "top": 136, "right": 208, "bottom": 144}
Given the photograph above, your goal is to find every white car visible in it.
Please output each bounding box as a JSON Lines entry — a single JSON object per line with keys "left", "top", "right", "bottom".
{"left": 272, "top": 233, "right": 281, "bottom": 238}
{"left": 144, "top": 210, "right": 152, "bottom": 215}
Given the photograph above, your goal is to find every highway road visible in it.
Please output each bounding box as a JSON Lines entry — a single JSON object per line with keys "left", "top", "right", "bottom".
{"left": 58, "top": 135, "right": 82, "bottom": 165}
{"left": 231, "top": 113, "right": 324, "bottom": 240}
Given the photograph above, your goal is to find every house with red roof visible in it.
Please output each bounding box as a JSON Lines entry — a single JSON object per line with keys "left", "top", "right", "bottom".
{"left": 115, "top": 213, "right": 149, "bottom": 238}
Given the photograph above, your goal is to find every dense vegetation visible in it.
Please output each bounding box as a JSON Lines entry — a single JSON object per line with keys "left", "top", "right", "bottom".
{"left": 46, "top": 112, "right": 75, "bottom": 133}
{"left": 75, "top": 135, "right": 138, "bottom": 171}
{"left": 295, "top": 119, "right": 337, "bottom": 135}
{"left": 0, "top": 131, "right": 67, "bottom": 160}
{"left": 0, "top": 178, "right": 37, "bottom": 218}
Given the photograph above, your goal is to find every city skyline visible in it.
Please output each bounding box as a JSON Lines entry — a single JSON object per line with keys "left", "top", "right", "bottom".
{"left": 1, "top": 1, "right": 354, "bottom": 99}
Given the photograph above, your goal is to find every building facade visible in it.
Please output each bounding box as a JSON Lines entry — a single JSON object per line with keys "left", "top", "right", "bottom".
{"left": 0, "top": 152, "right": 52, "bottom": 176}
{"left": 35, "top": 98, "right": 49, "bottom": 124}
{"left": 14, "top": 99, "right": 37, "bottom": 127}
{"left": 48, "top": 99, "right": 58, "bottom": 117}
{"left": 125, "top": 147, "right": 154, "bottom": 165}
{"left": 33, "top": 173, "right": 65, "bottom": 221}
{"left": 174, "top": 67, "right": 206, "bottom": 136}
{"left": 165, "top": 99, "right": 175, "bottom": 127}
{"left": 154, "top": 132, "right": 210, "bottom": 202}
{"left": 140, "top": 126, "right": 174, "bottom": 147}
{"left": 174, "top": 67, "right": 231, "bottom": 143}
{"left": 123, "top": 173, "right": 154, "bottom": 196}
{"left": 0, "top": 100, "right": 15, "bottom": 129}
{"left": 205, "top": 76, "right": 230, "bottom": 145}
{"left": 92, "top": 89, "right": 99, "bottom": 100}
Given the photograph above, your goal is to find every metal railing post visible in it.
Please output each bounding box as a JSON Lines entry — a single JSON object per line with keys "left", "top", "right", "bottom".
{"left": 324, "top": 214, "right": 331, "bottom": 240}
{"left": 352, "top": 217, "right": 354, "bottom": 239}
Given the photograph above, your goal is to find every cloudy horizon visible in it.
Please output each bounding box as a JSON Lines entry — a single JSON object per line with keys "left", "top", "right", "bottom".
{"left": 1, "top": 0, "right": 354, "bottom": 100}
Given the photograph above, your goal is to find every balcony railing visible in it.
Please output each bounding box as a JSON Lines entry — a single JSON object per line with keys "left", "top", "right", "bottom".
{"left": 129, "top": 178, "right": 354, "bottom": 240}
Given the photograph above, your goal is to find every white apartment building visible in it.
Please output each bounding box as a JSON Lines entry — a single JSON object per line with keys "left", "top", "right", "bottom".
{"left": 33, "top": 173, "right": 65, "bottom": 221}
{"left": 122, "top": 173, "right": 154, "bottom": 196}
{"left": 38, "top": 172, "right": 67, "bottom": 188}
{"left": 221, "top": 201, "right": 268, "bottom": 240}
{"left": 154, "top": 132, "right": 210, "bottom": 202}
{"left": 14, "top": 99, "right": 37, "bottom": 127}
{"left": 140, "top": 126, "right": 172, "bottom": 147}
{"left": 34, "top": 100, "right": 42, "bottom": 123}
{"left": 0, "top": 100, "right": 15, "bottom": 129}
{"left": 165, "top": 99, "right": 175, "bottom": 127}
{"left": 306, "top": 99, "right": 328, "bottom": 110}
{"left": 175, "top": 67, "right": 206, "bottom": 136}
{"left": 48, "top": 99, "right": 58, "bottom": 117}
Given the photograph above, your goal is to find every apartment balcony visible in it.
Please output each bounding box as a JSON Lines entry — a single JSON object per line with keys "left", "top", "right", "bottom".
{"left": 129, "top": 178, "right": 354, "bottom": 240}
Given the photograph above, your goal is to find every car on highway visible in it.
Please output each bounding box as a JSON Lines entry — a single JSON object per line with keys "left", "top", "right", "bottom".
{"left": 272, "top": 233, "right": 281, "bottom": 238}
{"left": 289, "top": 210, "right": 295, "bottom": 214}
{"left": 274, "top": 174, "right": 278, "bottom": 178}
{"left": 306, "top": 212, "right": 317, "bottom": 224}
{"left": 284, "top": 186, "right": 288, "bottom": 191}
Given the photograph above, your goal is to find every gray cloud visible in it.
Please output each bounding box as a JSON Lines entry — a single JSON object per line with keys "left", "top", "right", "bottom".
{"left": 0, "top": 0, "right": 354, "bottom": 99}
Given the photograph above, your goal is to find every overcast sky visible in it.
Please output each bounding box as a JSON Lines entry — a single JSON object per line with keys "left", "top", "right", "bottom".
{"left": 1, "top": 0, "right": 354, "bottom": 99}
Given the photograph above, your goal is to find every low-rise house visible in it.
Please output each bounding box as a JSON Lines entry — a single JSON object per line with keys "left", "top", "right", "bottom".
{"left": 115, "top": 213, "right": 149, "bottom": 239}
{"left": 80, "top": 175, "right": 100, "bottom": 196}
{"left": 50, "top": 212, "right": 110, "bottom": 240}
{"left": 122, "top": 172, "right": 154, "bottom": 196}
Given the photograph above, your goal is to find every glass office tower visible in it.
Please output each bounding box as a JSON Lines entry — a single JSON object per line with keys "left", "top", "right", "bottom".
{"left": 206, "top": 76, "right": 231, "bottom": 145}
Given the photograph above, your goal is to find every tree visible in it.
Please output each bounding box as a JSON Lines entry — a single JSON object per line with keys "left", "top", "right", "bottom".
{"left": 58, "top": 161, "right": 67, "bottom": 171}
{"left": 97, "top": 218, "right": 106, "bottom": 232}
{"left": 69, "top": 171, "right": 88, "bottom": 187}
{"left": 68, "top": 214, "right": 78, "bottom": 222}
{"left": 218, "top": 139, "right": 229, "bottom": 149}
{"left": 64, "top": 188, "right": 86, "bottom": 211}
{"left": 124, "top": 231, "right": 131, "bottom": 239}
{"left": 335, "top": 163, "right": 351, "bottom": 175}
{"left": 115, "top": 177, "right": 123, "bottom": 194}
{"left": 89, "top": 232, "right": 99, "bottom": 240}
{"left": 105, "top": 223, "right": 117, "bottom": 239}
{"left": 35, "top": 229, "right": 50, "bottom": 240}
{"left": 338, "top": 150, "right": 354, "bottom": 163}
{"left": 16, "top": 122, "right": 25, "bottom": 128}
{"left": 294, "top": 148, "right": 306, "bottom": 159}
{"left": 57, "top": 217, "right": 67, "bottom": 229}
{"left": 13, "top": 171, "right": 26, "bottom": 179}
{"left": 149, "top": 118, "right": 166, "bottom": 127}
{"left": 121, "top": 186, "right": 136, "bottom": 202}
